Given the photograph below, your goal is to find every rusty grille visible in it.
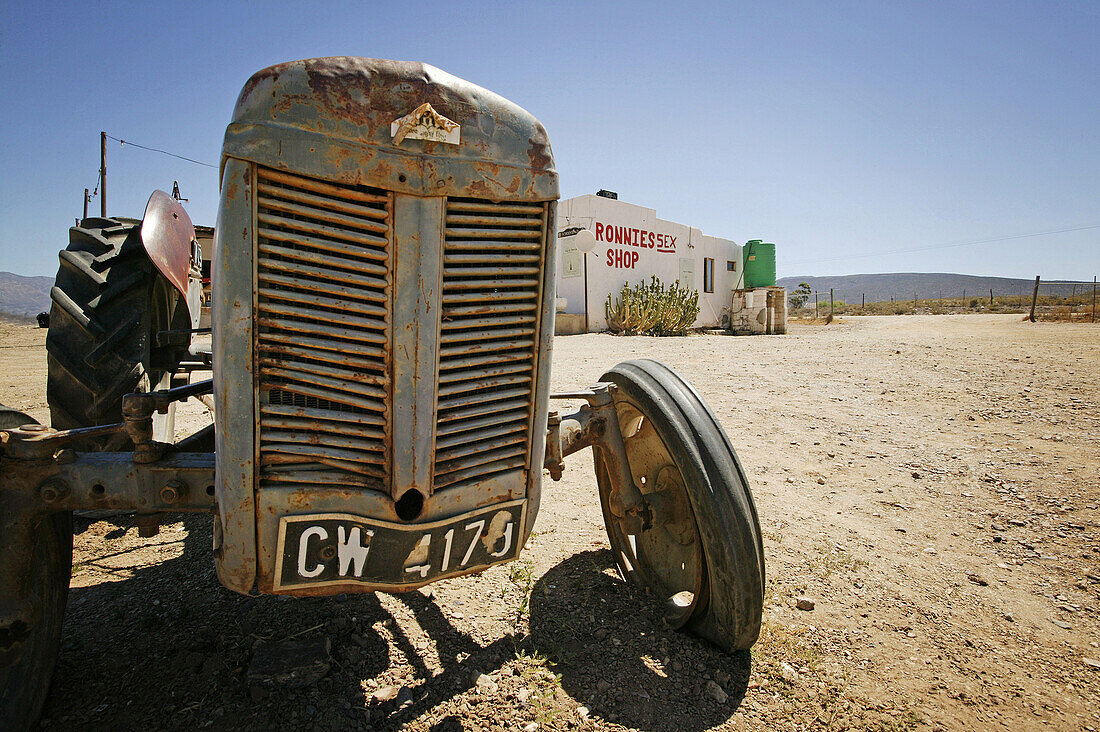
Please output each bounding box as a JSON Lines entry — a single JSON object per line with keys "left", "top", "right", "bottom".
{"left": 254, "top": 167, "right": 392, "bottom": 491}
{"left": 434, "top": 198, "right": 547, "bottom": 491}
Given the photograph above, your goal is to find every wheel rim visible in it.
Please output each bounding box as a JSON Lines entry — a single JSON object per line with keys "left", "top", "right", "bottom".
{"left": 599, "top": 400, "right": 705, "bottom": 628}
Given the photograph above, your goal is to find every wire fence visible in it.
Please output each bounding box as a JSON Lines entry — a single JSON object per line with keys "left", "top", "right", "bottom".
{"left": 790, "top": 277, "right": 1098, "bottom": 323}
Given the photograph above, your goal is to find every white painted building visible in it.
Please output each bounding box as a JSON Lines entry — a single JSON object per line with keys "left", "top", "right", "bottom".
{"left": 554, "top": 193, "right": 744, "bottom": 333}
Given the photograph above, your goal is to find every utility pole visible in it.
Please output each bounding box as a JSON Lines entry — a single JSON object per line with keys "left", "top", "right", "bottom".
{"left": 1093, "top": 276, "right": 1097, "bottom": 323}
{"left": 830, "top": 288, "right": 834, "bottom": 318}
{"left": 861, "top": 293, "right": 865, "bottom": 307}
{"left": 990, "top": 288, "right": 993, "bottom": 306}
{"left": 815, "top": 292, "right": 819, "bottom": 318}
{"left": 100, "top": 131, "right": 107, "bottom": 217}
{"left": 1029, "top": 276, "right": 1040, "bottom": 322}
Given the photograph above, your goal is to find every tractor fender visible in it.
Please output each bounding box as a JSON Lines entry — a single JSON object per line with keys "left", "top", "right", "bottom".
{"left": 140, "top": 190, "right": 200, "bottom": 302}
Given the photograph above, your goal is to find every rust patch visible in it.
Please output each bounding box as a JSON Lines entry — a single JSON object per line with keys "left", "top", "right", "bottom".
{"left": 527, "top": 136, "right": 553, "bottom": 170}
{"left": 287, "top": 490, "right": 313, "bottom": 510}
{"left": 237, "top": 64, "right": 287, "bottom": 107}
{"left": 271, "top": 92, "right": 312, "bottom": 118}
{"left": 464, "top": 179, "right": 495, "bottom": 199}
{"left": 304, "top": 59, "right": 373, "bottom": 128}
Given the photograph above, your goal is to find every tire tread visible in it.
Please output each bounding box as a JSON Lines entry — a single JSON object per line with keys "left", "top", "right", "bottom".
{"left": 45, "top": 218, "right": 159, "bottom": 443}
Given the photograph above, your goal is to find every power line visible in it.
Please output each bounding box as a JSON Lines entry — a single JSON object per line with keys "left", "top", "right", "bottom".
{"left": 785, "top": 223, "right": 1100, "bottom": 266}
{"left": 87, "top": 168, "right": 101, "bottom": 199}
{"left": 104, "top": 134, "right": 217, "bottom": 169}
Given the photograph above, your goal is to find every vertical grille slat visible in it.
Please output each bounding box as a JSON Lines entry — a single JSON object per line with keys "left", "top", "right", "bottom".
{"left": 433, "top": 198, "right": 547, "bottom": 491}
{"left": 256, "top": 167, "right": 391, "bottom": 492}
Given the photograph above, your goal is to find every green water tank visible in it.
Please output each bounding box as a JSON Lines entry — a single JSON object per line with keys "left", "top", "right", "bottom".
{"left": 743, "top": 240, "right": 776, "bottom": 288}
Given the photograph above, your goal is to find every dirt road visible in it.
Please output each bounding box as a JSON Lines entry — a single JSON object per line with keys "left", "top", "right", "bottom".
{"left": 2, "top": 314, "right": 1097, "bottom": 730}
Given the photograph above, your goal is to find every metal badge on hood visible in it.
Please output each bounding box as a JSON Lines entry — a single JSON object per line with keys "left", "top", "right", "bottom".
{"left": 390, "top": 102, "right": 460, "bottom": 145}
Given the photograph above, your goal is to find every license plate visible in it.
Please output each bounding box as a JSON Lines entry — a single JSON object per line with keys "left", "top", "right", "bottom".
{"left": 272, "top": 499, "right": 526, "bottom": 592}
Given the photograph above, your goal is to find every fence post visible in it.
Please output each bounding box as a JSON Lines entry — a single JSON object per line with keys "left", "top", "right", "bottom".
{"left": 1029, "top": 276, "right": 1040, "bottom": 322}
{"left": 1093, "top": 276, "right": 1097, "bottom": 323}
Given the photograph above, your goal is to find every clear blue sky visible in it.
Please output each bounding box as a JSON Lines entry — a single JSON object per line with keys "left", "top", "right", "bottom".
{"left": 1, "top": 0, "right": 1097, "bottom": 280}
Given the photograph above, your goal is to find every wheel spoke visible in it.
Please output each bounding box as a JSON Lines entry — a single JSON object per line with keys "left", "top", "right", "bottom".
{"left": 599, "top": 396, "right": 705, "bottom": 627}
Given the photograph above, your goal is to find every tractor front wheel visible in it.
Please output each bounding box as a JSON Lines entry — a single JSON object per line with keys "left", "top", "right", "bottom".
{"left": 594, "top": 359, "right": 764, "bottom": 651}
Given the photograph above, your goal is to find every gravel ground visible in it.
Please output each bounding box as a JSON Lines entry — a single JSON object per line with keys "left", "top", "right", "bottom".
{"left": 2, "top": 314, "right": 1098, "bottom": 731}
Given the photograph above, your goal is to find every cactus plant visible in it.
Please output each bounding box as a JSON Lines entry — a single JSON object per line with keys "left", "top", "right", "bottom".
{"left": 605, "top": 276, "right": 699, "bottom": 336}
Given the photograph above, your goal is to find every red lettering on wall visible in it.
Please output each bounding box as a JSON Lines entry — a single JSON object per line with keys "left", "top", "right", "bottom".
{"left": 605, "top": 248, "right": 638, "bottom": 269}
{"left": 593, "top": 223, "right": 677, "bottom": 253}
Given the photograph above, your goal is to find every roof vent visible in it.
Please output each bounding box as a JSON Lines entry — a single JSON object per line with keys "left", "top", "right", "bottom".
{"left": 596, "top": 189, "right": 618, "bottom": 200}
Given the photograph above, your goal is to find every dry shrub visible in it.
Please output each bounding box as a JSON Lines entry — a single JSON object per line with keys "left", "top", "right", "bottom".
{"left": 1035, "top": 306, "right": 1093, "bottom": 323}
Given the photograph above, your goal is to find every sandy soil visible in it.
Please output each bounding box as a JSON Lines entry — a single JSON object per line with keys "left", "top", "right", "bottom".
{"left": 1, "top": 314, "right": 1098, "bottom": 731}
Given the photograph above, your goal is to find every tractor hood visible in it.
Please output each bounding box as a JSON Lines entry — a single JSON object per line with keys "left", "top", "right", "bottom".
{"left": 221, "top": 56, "right": 558, "bottom": 201}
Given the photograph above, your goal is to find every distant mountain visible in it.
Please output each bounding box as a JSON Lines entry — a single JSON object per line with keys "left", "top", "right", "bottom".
{"left": 777, "top": 273, "right": 1095, "bottom": 304}
{"left": 0, "top": 271, "right": 53, "bottom": 319}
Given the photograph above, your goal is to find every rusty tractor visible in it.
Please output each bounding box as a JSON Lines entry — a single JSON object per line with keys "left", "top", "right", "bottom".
{"left": 0, "top": 57, "right": 764, "bottom": 728}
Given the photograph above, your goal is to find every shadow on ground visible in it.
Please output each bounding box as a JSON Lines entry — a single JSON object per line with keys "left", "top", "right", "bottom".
{"left": 527, "top": 548, "right": 750, "bottom": 731}
{"left": 50, "top": 515, "right": 394, "bottom": 729}
{"left": 45, "top": 520, "right": 747, "bottom": 730}
{"left": 48, "top": 516, "right": 515, "bottom": 730}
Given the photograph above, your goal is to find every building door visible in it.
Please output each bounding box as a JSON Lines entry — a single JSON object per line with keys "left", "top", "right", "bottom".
{"left": 678, "top": 258, "right": 695, "bottom": 290}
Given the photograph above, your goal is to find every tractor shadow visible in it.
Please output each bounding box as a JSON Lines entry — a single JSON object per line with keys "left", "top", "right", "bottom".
{"left": 46, "top": 520, "right": 748, "bottom": 731}
{"left": 527, "top": 549, "right": 751, "bottom": 731}
{"left": 48, "top": 515, "right": 515, "bottom": 730}
{"left": 49, "top": 514, "right": 401, "bottom": 730}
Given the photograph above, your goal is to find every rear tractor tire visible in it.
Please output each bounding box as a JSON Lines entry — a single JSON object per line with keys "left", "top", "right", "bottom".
{"left": 46, "top": 217, "right": 190, "bottom": 449}
{"left": 594, "top": 359, "right": 765, "bottom": 652}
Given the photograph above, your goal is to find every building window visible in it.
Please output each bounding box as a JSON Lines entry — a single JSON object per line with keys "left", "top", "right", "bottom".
{"left": 726, "top": 260, "right": 737, "bottom": 271}
{"left": 703, "top": 258, "right": 714, "bottom": 293}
